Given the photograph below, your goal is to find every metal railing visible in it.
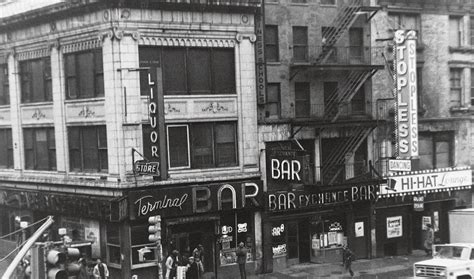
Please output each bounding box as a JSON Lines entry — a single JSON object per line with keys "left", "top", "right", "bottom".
{"left": 127, "top": 0, "right": 261, "bottom": 7}
{"left": 308, "top": 46, "right": 384, "bottom": 65}
{"left": 295, "top": 101, "right": 374, "bottom": 120}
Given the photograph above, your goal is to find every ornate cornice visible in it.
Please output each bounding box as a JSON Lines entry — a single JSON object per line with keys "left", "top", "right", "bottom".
{"left": 139, "top": 36, "right": 235, "bottom": 48}
{"left": 62, "top": 39, "right": 102, "bottom": 54}
{"left": 236, "top": 33, "right": 257, "bottom": 43}
{"left": 98, "top": 27, "right": 140, "bottom": 42}
{"left": 17, "top": 48, "right": 50, "bottom": 61}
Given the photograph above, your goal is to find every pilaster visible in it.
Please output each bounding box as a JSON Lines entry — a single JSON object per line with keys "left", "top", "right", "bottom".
{"left": 7, "top": 50, "right": 23, "bottom": 172}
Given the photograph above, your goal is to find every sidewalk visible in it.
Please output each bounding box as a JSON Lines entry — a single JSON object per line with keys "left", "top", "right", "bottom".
{"left": 249, "top": 250, "right": 430, "bottom": 279}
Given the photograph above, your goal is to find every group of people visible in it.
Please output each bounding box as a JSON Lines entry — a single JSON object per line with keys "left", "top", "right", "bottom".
{"left": 165, "top": 242, "right": 249, "bottom": 279}
{"left": 165, "top": 244, "right": 205, "bottom": 279}
{"left": 78, "top": 257, "right": 110, "bottom": 279}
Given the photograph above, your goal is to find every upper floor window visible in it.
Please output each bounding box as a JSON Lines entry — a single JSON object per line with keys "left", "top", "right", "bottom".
{"left": 144, "top": 122, "right": 238, "bottom": 169}
{"left": 419, "top": 132, "right": 453, "bottom": 169}
{"left": 388, "top": 13, "right": 421, "bottom": 42}
{"left": 291, "top": 0, "right": 307, "bottom": 4}
{"left": 0, "top": 63, "right": 9, "bottom": 106}
{"left": 293, "top": 26, "right": 308, "bottom": 62}
{"left": 320, "top": 0, "right": 336, "bottom": 5}
{"left": 20, "top": 57, "right": 52, "bottom": 103}
{"left": 0, "top": 128, "right": 13, "bottom": 169}
{"left": 68, "top": 126, "right": 108, "bottom": 172}
{"left": 65, "top": 49, "right": 104, "bottom": 100}
{"left": 265, "top": 83, "right": 281, "bottom": 119}
{"left": 449, "top": 16, "right": 463, "bottom": 47}
{"left": 295, "top": 82, "right": 310, "bottom": 118}
{"left": 24, "top": 127, "right": 56, "bottom": 171}
{"left": 349, "top": 28, "right": 364, "bottom": 61}
{"left": 470, "top": 17, "right": 474, "bottom": 46}
{"left": 265, "top": 25, "right": 279, "bottom": 62}
{"left": 139, "top": 47, "right": 235, "bottom": 96}
{"left": 449, "top": 68, "right": 463, "bottom": 107}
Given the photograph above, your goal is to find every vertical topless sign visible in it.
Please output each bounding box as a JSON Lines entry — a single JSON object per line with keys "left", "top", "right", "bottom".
{"left": 394, "top": 30, "right": 418, "bottom": 158}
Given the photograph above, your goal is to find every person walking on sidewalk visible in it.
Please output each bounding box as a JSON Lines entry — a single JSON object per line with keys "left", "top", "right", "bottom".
{"left": 342, "top": 244, "right": 355, "bottom": 277}
{"left": 424, "top": 223, "right": 434, "bottom": 256}
{"left": 236, "top": 242, "right": 248, "bottom": 279}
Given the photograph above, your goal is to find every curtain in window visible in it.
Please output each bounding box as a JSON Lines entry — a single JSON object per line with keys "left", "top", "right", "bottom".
{"left": 215, "top": 123, "right": 237, "bottom": 167}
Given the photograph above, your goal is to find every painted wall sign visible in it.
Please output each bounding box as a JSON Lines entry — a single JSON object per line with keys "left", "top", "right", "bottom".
{"left": 388, "top": 159, "right": 411, "bottom": 172}
{"left": 380, "top": 168, "right": 472, "bottom": 195}
{"left": 266, "top": 184, "right": 378, "bottom": 212}
{"left": 147, "top": 72, "right": 161, "bottom": 170}
{"left": 394, "top": 30, "right": 418, "bottom": 158}
{"left": 129, "top": 180, "right": 262, "bottom": 219}
{"left": 266, "top": 149, "right": 313, "bottom": 187}
{"left": 386, "top": 216, "right": 403, "bottom": 238}
{"left": 0, "top": 189, "right": 111, "bottom": 220}
{"left": 255, "top": 8, "right": 267, "bottom": 106}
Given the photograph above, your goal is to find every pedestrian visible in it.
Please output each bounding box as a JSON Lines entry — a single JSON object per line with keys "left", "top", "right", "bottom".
{"left": 185, "top": 256, "right": 199, "bottom": 279}
{"left": 424, "top": 223, "right": 434, "bottom": 256}
{"left": 342, "top": 245, "right": 355, "bottom": 277}
{"left": 236, "top": 242, "right": 248, "bottom": 279}
{"left": 192, "top": 244, "right": 204, "bottom": 276}
{"left": 165, "top": 250, "right": 179, "bottom": 279}
{"left": 92, "top": 258, "right": 109, "bottom": 279}
{"left": 78, "top": 258, "right": 89, "bottom": 279}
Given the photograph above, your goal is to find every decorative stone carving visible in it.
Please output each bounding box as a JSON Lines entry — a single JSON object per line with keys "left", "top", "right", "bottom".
{"left": 165, "top": 103, "right": 181, "bottom": 114}
{"left": 121, "top": 9, "right": 131, "bottom": 19}
{"left": 202, "top": 102, "right": 228, "bottom": 113}
{"left": 78, "top": 106, "right": 96, "bottom": 118}
{"left": 236, "top": 33, "right": 257, "bottom": 43}
{"left": 98, "top": 27, "right": 140, "bottom": 42}
{"left": 62, "top": 39, "right": 102, "bottom": 53}
{"left": 17, "top": 48, "right": 50, "bottom": 61}
{"left": 32, "top": 109, "right": 46, "bottom": 120}
{"left": 139, "top": 36, "right": 235, "bottom": 48}
{"left": 49, "top": 39, "right": 60, "bottom": 51}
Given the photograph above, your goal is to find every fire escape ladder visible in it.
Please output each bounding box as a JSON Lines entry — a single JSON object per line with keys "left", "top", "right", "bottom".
{"left": 316, "top": 0, "right": 362, "bottom": 64}
{"left": 324, "top": 69, "right": 377, "bottom": 122}
{"left": 322, "top": 126, "right": 374, "bottom": 183}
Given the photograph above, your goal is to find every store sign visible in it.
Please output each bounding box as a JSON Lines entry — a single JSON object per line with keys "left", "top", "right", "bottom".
{"left": 266, "top": 149, "right": 313, "bottom": 187}
{"left": 134, "top": 160, "right": 160, "bottom": 175}
{"left": 413, "top": 195, "right": 424, "bottom": 211}
{"left": 129, "top": 180, "right": 263, "bottom": 219}
{"left": 271, "top": 224, "right": 285, "bottom": 237}
{"left": 0, "top": 189, "right": 111, "bottom": 220}
{"left": 380, "top": 167, "right": 472, "bottom": 195}
{"left": 388, "top": 159, "right": 411, "bottom": 172}
{"left": 394, "top": 30, "right": 418, "bottom": 158}
{"left": 255, "top": 9, "right": 266, "bottom": 105}
{"left": 267, "top": 184, "right": 378, "bottom": 212}
{"left": 386, "top": 216, "right": 403, "bottom": 238}
{"left": 272, "top": 244, "right": 287, "bottom": 257}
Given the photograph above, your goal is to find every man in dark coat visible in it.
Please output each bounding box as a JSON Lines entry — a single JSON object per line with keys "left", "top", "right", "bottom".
{"left": 342, "top": 245, "right": 355, "bottom": 277}
{"left": 236, "top": 242, "right": 248, "bottom": 279}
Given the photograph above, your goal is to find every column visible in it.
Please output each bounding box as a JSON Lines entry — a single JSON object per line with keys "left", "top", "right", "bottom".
{"left": 7, "top": 51, "right": 23, "bottom": 172}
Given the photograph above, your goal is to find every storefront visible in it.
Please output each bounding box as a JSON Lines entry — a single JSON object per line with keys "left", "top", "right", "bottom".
{"left": 375, "top": 167, "right": 472, "bottom": 257}
{"left": 126, "top": 179, "right": 263, "bottom": 279}
{"left": 262, "top": 182, "right": 380, "bottom": 272}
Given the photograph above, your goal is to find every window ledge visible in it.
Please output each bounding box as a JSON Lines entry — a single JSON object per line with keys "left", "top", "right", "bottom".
{"left": 448, "top": 46, "right": 474, "bottom": 54}
{"left": 65, "top": 97, "right": 105, "bottom": 104}
{"left": 449, "top": 106, "right": 470, "bottom": 113}
{"left": 20, "top": 101, "right": 53, "bottom": 107}
{"left": 289, "top": 3, "right": 309, "bottom": 6}
{"left": 0, "top": 104, "right": 10, "bottom": 109}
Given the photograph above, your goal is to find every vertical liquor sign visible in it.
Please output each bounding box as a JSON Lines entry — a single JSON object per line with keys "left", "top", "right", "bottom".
{"left": 394, "top": 30, "right": 418, "bottom": 158}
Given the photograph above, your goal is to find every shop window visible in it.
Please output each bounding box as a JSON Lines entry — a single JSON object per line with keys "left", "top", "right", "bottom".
{"left": 265, "top": 25, "right": 279, "bottom": 62}
{"left": 68, "top": 126, "right": 108, "bottom": 172}
{"left": 24, "top": 127, "right": 56, "bottom": 171}
{"left": 0, "top": 128, "right": 13, "bottom": 169}
{"left": 65, "top": 49, "right": 104, "bottom": 100}
{"left": 19, "top": 57, "right": 52, "bottom": 103}
{"left": 449, "top": 68, "right": 463, "bottom": 107}
{"left": 310, "top": 216, "right": 346, "bottom": 250}
{"left": 106, "top": 223, "right": 121, "bottom": 267}
{"left": 265, "top": 83, "right": 281, "bottom": 119}
{"left": 131, "top": 223, "right": 157, "bottom": 267}
{"left": 449, "top": 16, "right": 463, "bottom": 47}
{"left": 0, "top": 63, "right": 9, "bottom": 106}
{"left": 419, "top": 132, "right": 453, "bottom": 170}
{"left": 143, "top": 122, "right": 237, "bottom": 169}
{"left": 139, "top": 47, "right": 235, "bottom": 96}
{"left": 293, "top": 26, "right": 308, "bottom": 62}
{"left": 295, "top": 82, "right": 310, "bottom": 118}
{"left": 219, "top": 212, "right": 253, "bottom": 266}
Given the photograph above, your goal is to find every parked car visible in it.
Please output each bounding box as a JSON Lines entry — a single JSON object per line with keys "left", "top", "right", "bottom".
{"left": 413, "top": 243, "right": 474, "bottom": 279}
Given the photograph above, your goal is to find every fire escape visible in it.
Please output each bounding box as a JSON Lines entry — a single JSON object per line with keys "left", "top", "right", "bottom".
{"left": 290, "top": 0, "right": 384, "bottom": 184}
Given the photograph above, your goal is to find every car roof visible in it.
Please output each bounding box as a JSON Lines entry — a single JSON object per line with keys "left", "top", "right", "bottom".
{"left": 437, "top": 243, "right": 474, "bottom": 248}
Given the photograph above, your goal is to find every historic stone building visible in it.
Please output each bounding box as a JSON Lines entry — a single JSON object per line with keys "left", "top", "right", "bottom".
{"left": 0, "top": 0, "right": 263, "bottom": 278}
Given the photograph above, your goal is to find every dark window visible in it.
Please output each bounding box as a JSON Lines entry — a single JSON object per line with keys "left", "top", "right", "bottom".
{"left": 68, "top": 126, "right": 108, "bottom": 172}
{"left": 471, "top": 17, "right": 474, "bottom": 46}
{"left": 471, "top": 68, "right": 474, "bottom": 106}
{"left": 351, "top": 87, "right": 365, "bottom": 114}
{"left": 161, "top": 122, "right": 238, "bottom": 169}
{"left": 419, "top": 132, "right": 453, "bottom": 170}
{"left": 349, "top": 28, "right": 363, "bottom": 61}
{"left": 321, "top": 0, "right": 335, "bottom": 4}
{"left": 417, "top": 67, "right": 424, "bottom": 110}
{"left": 0, "top": 64, "right": 9, "bottom": 105}
{"left": 265, "top": 25, "right": 279, "bottom": 62}
{"left": 287, "top": 221, "right": 298, "bottom": 259}
{"left": 293, "top": 26, "right": 308, "bottom": 62}
{"left": 20, "top": 58, "right": 52, "bottom": 103}
{"left": 139, "top": 47, "right": 235, "bottom": 96}
{"left": 449, "top": 68, "right": 462, "bottom": 107}
{"left": 388, "top": 13, "right": 421, "bottom": 43}
{"left": 266, "top": 83, "right": 280, "bottom": 119}
{"left": 324, "top": 81, "right": 338, "bottom": 109}
{"left": 0, "top": 129, "right": 13, "bottom": 169}
{"left": 24, "top": 127, "right": 56, "bottom": 171}
{"left": 295, "top": 82, "right": 310, "bottom": 118}
{"left": 321, "top": 27, "right": 337, "bottom": 62}
{"left": 65, "top": 49, "right": 104, "bottom": 100}
{"left": 291, "top": 0, "right": 307, "bottom": 3}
